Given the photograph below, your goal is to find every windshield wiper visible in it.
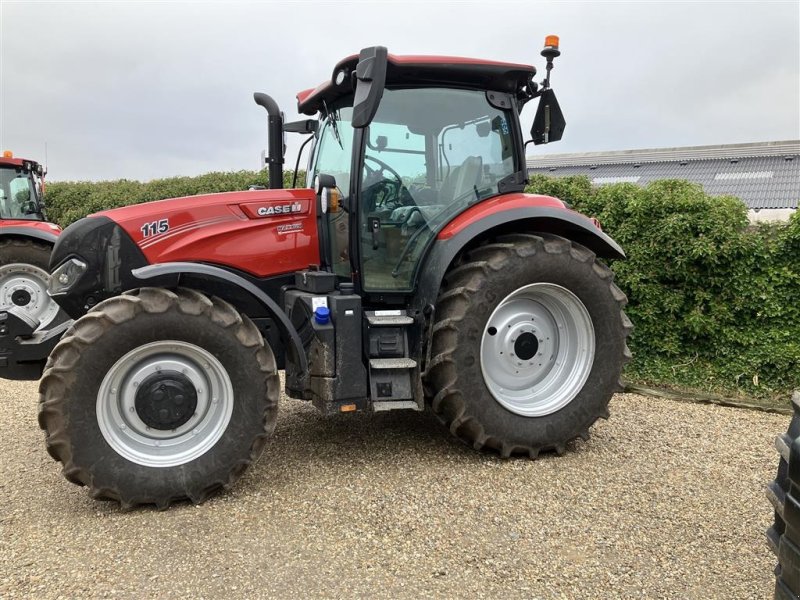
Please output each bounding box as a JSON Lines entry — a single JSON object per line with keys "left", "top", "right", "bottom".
{"left": 323, "top": 101, "right": 343, "bottom": 150}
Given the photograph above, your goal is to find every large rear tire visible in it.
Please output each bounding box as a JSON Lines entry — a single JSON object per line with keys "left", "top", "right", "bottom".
{"left": 767, "top": 392, "right": 800, "bottom": 599}
{"left": 38, "top": 287, "right": 279, "bottom": 509}
{"left": 424, "top": 233, "right": 632, "bottom": 457}
{"left": 0, "top": 237, "right": 64, "bottom": 329}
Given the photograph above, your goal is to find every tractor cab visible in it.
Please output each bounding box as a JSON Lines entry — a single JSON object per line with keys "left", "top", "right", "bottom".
{"left": 0, "top": 152, "right": 46, "bottom": 222}
{"left": 259, "top": 43, "right": 566, "bottom": 296}
{"left": 310, "top": 84, "right": 523, "bottom": 292}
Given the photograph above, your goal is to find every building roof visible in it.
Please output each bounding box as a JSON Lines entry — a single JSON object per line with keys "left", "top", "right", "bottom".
{"left": 527, "top": 140, "right": 800, "bottom": 210}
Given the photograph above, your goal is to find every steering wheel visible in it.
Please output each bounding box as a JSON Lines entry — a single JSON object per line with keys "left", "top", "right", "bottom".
{"left": 365, "top": 155, "right": 403, "bottom": 187}
{"left": 364, "top": 155, "right": 406, "bottom": 212}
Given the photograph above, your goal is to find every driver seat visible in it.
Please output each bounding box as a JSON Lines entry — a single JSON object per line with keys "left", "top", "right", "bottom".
{"left": 441, "top": 156, "right": 483, "bottom": 203}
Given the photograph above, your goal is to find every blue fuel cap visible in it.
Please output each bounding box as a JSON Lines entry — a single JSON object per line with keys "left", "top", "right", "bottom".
{"left": 314, "top": 306, "right": 331, "bottom": 325}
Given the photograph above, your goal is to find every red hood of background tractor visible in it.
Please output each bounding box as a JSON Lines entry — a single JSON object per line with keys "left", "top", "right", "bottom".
{"left": 95, "top": 188, "right": 320, "bottom": 278}
{"left": 0, "top": 219, "right": 62, "bottom": 236}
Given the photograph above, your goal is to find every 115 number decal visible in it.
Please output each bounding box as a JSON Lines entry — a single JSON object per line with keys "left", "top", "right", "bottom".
{"left": 140, "top": 219, "right": 170, "bottom": 238}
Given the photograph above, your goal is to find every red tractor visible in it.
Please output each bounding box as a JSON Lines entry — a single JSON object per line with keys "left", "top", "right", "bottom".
{"left": 8, "top": 40, "right": 632, "bottom": 508}
{"left": 0, "top": 152, "right": 68, "bottom": 378}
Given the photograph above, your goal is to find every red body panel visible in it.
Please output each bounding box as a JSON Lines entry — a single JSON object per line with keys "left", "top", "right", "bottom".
{"left": 96, "top": 189, "right": 320, "bottom": 278}
{"left": 437, "top": 193, "right": 567, "bottom": 240}
{"left": 0, "top": 158, "right": 26, "bottom": 168}
{"left": 0, "top": 219, "right": 62, "bottom": 236}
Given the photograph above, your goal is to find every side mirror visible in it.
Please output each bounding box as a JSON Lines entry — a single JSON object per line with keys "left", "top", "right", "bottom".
{"left": 352, "top": 46, "right": 388, "bottom": 129}
{"left": 531, "top": 89, "right": 566, "bottom": 145}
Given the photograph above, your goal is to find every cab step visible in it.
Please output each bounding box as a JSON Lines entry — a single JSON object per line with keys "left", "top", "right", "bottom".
{"left": 364, "top": 310, "right": 423, "bottom": 412}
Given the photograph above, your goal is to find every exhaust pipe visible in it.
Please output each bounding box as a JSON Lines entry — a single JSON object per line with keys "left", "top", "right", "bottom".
{"left": 253, "top": 92, "right": 284, "bottom": 189}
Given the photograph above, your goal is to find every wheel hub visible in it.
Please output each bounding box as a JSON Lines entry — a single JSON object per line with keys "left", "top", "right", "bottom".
{"left": 480, "top": 283, "right": 595, "bottom": 417}
{"left": 96, "top": 341, "right": 234, "bottom": 468}
{"left": 135, "top": 370, "right": 198, "bottom": 430}
{"left": 514, "top": 331, "right": 539, "bottom": 361}
{"left": 11, "top": 289, "right": 32, "bottom": 307}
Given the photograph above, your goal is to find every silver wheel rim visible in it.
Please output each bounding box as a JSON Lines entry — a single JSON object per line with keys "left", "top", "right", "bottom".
{"left": 480, "top": 283, "right": 595, "bottom": 417}
{"left": 0, "top": 263, "right": 59, "bottom": 329}
{"left": 97, "top": 340, "right": 234, "bottom": 468}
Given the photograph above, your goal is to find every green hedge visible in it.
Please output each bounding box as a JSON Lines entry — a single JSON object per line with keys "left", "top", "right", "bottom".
{"left": 527, "top": 174, "right": 799, "bottom": 399}
{"left": 43, "top": 171, "right": 799, "bottom": 399}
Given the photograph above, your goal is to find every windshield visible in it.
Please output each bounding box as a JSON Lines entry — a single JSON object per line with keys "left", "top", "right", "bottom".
{"left": 311, "top": 106, "right": 355, "bottom": 198}
{"left": 0, "top": 167, "right": 42, "bottom": 221}
{"left": 310, "top": 106, "right": 355, "bottom": 278}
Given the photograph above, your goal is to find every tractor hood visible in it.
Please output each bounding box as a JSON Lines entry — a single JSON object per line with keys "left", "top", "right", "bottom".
{"left": 49, "top": 188, "right": 321, "bottom": 319}
{"left": 93, "top": 188, "right": 320, "bottom": 279}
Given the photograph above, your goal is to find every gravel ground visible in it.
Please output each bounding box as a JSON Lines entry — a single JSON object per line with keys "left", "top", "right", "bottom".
{"left": 0, "top": 377, "right": 788, "bottom": 599}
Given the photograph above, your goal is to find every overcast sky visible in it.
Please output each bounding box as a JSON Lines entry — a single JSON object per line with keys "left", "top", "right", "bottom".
{"left": 1, "top": 1, "right": 798, "bottom": 182}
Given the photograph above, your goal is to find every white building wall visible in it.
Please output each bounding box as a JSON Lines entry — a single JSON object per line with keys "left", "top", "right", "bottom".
{"left": 747, "top": 208, "right": 796, "bottom": 223}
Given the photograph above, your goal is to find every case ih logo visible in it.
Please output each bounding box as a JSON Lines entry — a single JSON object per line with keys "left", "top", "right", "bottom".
{"left": 257, "top": 203, "right": 303, "bottom": 217}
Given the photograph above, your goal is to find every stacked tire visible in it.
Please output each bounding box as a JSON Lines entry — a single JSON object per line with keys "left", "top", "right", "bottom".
{"left": 768, "top": 391, "right": 800, "bottom": 599}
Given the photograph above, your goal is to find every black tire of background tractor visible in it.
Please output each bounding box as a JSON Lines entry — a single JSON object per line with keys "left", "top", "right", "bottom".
{"left": 37, "top": 287, "right": 280, "bottom": 509}
{"left": 767, "top": 391, "right": 800, "bottom": 600}
{"left": 423, "top": 233, "right": 632, "bottom": 458}
{"left": 0, "top": 237, "right": 51, "bottom": 270}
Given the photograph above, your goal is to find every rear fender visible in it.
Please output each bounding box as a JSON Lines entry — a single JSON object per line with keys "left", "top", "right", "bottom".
{"left": 414, "top": 205, "right": 625, "bottom": 312}
{"left": 131, "top": 262, "right": 308, "bottom": 380}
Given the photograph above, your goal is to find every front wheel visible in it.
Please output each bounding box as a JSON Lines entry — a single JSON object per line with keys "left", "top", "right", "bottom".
{"left": 424, "top": 233, "right": 632, "bottom": 457}
{"left": 0, "top": 238, "right": 64, "bottom": 329}
{"left": 38, "top": 287, "right": 279, "bottom": 509}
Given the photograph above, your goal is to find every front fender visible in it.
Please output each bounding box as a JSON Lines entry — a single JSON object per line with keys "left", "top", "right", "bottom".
{"left": 0, "top": 224, "right": 60, "bottom": 245}
{"left": 131, "top": 262, "right": 308, "bottom": 380}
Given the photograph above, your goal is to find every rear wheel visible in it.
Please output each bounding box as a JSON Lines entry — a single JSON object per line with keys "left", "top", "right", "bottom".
{"left": 0, "top": 238, "right": 62, "bottom": 329}
{"left": 38, "top": 287, "right": 279, "bottom": 509}
{"left": 424, "top": 233, "right": 632, "bottom": 457}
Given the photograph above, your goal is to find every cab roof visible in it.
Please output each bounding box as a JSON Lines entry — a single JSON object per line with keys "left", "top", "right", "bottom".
{"left": 0, "top": 157, "right": 39, "bottom": 170}
{"left": 296, "top": 53, "right": 536, "bottom": 115}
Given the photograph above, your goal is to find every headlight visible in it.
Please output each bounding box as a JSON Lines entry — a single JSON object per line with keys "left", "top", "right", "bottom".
{"left": 49, "top": 258, "right": 88, "bottom": 295}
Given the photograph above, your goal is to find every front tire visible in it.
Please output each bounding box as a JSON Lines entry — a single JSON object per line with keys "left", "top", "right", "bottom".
{"left": 424, "top": 233, "right": 632, "bottom": 457}
{"left": 38, "top": 287, "right": 279, "bottom": 509}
